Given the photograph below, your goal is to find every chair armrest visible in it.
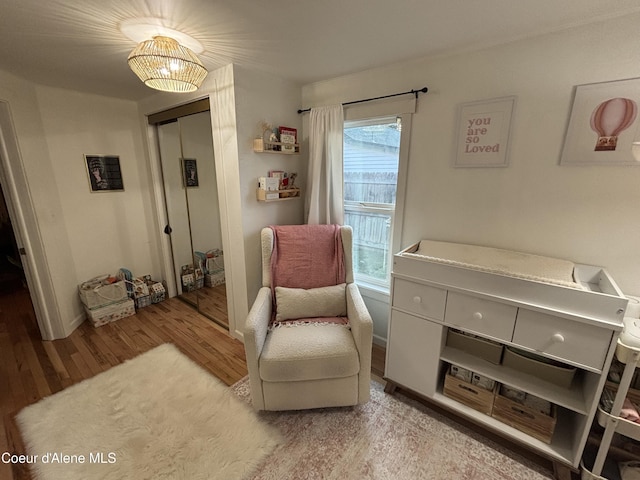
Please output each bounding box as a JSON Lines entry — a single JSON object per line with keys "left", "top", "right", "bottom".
{"left": 346, "top": 283, "right": 373, "bottom": 403}
{"left": 243, "top": 287, "right": 272, "bottom": 410}
{"left": 243, "top": 287, "right": 272, "bottom": 360}
{"left": 346, "top": 283, "right": 373, "bottom": 349}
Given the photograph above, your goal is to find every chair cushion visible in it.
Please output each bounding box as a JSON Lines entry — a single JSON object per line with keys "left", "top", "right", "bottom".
{"left": 275, "top": 284, "right": 346, "bottom": 321}
{"left": 259, "top": 324, "right": 360, "bottom": 382}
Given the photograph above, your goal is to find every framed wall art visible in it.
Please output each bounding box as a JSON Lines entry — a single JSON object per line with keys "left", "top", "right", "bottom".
{"left": 453, "top": 96, "right": 516, "bottom": 168}
{"left": 182, "top": 158, "right": 199, "bottom": 187}
{"left": 85, "top": 154, "right": 124, "bottom": 192}
{"left": 560, "top": 78, "right": 640, "bottom": 166}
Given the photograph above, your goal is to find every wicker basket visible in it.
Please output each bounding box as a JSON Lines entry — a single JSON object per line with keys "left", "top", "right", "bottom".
{"left": 135, "top": 295, "right": 152, "bottom": 309}
{"left": 147, "top": 281, "right": 166, "bottom": 303}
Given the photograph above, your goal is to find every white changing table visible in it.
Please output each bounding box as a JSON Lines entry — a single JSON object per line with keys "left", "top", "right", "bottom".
{"left": 384, "top": 240, "right": 628, "bottom": 479}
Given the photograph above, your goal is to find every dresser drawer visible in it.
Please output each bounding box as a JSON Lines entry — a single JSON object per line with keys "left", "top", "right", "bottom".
{"left": 513, "top": 310, "right": 613, "bottom": 370}
{"left": 444, "top": 291, "right": 517, "bottom": 342}
{"left": 392, "top": 278, "right": 447, "bottom": 320}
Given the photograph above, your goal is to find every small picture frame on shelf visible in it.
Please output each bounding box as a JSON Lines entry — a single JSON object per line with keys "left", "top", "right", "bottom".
{"left": 279, "top": 126, "right": 297, "bottom": 153}
{"left": 279, "top": 126, "right": 297, "bottom": 144}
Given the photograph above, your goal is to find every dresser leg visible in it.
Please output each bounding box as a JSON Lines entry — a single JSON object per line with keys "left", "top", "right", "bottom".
{"left": 383, "top": 380, "right": 397, "bottom": 394}
{"left": 552, "top": 461, "right": 573, "bottom": 480}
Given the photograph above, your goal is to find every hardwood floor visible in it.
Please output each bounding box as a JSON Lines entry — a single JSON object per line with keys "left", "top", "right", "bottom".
{"left": 178, "top": 282, "right": 229, "bottom": 329}
{"left": 0, "top": 287, "right": 247, "bottom": 480}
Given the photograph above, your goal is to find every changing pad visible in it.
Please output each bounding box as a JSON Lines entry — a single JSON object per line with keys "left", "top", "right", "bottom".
{"left": 403, "top": 240, "right": 583, "bottom": 289}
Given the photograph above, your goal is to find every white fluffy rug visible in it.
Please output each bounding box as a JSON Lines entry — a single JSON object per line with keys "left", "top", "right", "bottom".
{"left": 232, "top": 378, "right": 554, "bottom": 480}
{"left": 16, "top": 344, "right": 281, "bottom": 480}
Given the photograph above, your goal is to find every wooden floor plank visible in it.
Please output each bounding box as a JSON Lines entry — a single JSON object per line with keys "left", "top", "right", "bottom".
{"left": 68, "top": 333, "right": 105, "bottom": 377}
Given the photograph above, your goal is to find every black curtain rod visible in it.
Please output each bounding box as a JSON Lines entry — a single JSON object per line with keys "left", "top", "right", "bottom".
{"left": 297, "top": 87, "right": 428, "bottom": 114}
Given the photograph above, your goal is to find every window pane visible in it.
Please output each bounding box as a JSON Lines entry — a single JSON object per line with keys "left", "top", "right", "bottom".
{"left": 344, "top": 122, "right": 400, "bottom": 204}
{"left": 344, "top": 208, "right": 392, "bottom": 283}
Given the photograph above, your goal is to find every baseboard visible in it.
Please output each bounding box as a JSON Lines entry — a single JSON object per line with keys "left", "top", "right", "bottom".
{"left": 373, "top": 334, "right": 387, "bottom": 348}
{"left": 64, "top": 312, "right": 86, "bottom": 337}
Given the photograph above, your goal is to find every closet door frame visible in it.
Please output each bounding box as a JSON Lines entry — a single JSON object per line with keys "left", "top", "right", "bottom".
{"left": 145, "top": 94, "right": 245, "bottom": 340}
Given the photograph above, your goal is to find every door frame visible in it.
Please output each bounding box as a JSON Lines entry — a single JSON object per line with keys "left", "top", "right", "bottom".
{"left": 0, "top": 100, "right": 63, "bottom": 340}
{"left": 145, "top": 98, "right": 243, "bottom": 338}
{"left": 140, "top": 66, "right": 248, "bottom": 341}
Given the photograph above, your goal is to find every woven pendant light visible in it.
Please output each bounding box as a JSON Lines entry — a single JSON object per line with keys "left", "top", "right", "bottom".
{"left": 127, "top": 35, "right": 208, "bottom": 93}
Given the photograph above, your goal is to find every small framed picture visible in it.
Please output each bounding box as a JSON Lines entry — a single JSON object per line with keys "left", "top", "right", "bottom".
{"left": 85, "top": 155, "right": 124, "bottom": 192}
{"left": 182, "top": 158, "right": 199, "bottom": 187}
{"left": 453, "top": 96, "right": 516, "bottom": 168}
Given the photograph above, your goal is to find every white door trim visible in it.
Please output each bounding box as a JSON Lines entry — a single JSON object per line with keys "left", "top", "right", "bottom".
{"left": 0, "top": 100, "right": 64, "bottom": 340}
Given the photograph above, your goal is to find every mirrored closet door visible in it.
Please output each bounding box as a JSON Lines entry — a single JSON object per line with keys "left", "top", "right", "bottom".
{"left": 155, "top": 107, "right": 228, "bottom": 329}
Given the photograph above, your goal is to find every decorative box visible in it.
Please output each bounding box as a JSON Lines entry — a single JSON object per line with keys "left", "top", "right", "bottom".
{"left": 492, "top": 387, "right": 557, "bottom": 444}
{"left": 205, "top": 269, "right": 225, "bottom": 287}
{"left": 443, "top": 373, "right": 497, "bottom": 416}
{"left": 85, "top": 298, "right": 135, "bottom": 327}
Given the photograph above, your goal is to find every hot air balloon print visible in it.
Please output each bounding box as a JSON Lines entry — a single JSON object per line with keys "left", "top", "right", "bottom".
{"left": 590, "top": 97, "right": 637, "bottom": 151}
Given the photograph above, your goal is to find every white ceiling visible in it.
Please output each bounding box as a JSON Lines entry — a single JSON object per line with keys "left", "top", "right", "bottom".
{"left": 1, "top": 0, "right": 640, "bottom": 101}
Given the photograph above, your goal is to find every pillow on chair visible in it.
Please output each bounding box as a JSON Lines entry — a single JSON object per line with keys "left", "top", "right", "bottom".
{"left": 275, "top": 284, "right": 347, "bottom": 322}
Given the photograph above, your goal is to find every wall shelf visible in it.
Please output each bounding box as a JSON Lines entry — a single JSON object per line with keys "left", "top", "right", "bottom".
{"left": 253, "top": 139, "right": 300, "bottom": 155}
{"left": 256, "top": 188, "right": 301, "bottom": 202}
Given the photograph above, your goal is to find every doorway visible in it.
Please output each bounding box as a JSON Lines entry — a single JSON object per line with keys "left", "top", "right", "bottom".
{"left": 0, "top": 184, "right": 25, "bottom": 293}
{"left": 154, "top": 106, "right": 228, "bottom": 329}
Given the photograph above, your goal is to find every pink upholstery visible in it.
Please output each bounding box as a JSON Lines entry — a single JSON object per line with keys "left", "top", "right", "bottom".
{"left": 270, "top": 224, "right": 345, "bottom": 289}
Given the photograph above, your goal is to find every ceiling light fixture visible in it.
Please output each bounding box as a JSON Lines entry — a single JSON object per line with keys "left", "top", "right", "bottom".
{"left": 127, "top": 35, "right": 208, "bottom": 93}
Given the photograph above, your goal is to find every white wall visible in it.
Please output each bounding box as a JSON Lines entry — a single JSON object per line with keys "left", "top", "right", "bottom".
{"left": 34, "top": 86, "right": 159, "bottom": 332}
{"left": 232, "top": 65, "right": 305, "bottom": 306}
{"left": 35, "top": 85, "right": 158, "bottom": 280}
{"left": 302, "top": 13, "right": 640, "bottom": 342}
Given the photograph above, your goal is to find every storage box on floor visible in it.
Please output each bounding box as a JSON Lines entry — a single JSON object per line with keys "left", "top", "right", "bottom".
{"left": 205, "top": 251, "right": 225, "bottom": 287}
{"left": 116, "top": 268, "right": 166, "bottom": 309}
{"left": 78, "top": 275, "right": 135, "bottom": 327}
{"left": 443, "top": 362, "right": 557, "bottom": 444}
{"left": 133, "top": 276, "right": 166, "bottom": 307}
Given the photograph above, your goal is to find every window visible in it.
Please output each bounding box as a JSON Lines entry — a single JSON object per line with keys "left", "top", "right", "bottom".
{"left": 343, "top": 116, "right": 403, "bottom": 290}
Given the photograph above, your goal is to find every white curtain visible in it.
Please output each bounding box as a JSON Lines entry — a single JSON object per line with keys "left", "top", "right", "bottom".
{"left": 305, "top": 104, "right": 344, "bottom": 225}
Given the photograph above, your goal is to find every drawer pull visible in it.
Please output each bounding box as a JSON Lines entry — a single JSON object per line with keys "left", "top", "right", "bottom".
{"left": 458, "top": 384, "right": 479, "bottom": 395}
{"left": 413, "top": 296, "right": 422, "bottom": 304}
{"left": 551, "top": 333, "right": 565, "bottom": 343}
{"left": 511, "top": 406, "right": 535, "bottom": 420}
{"left": 472, "top": 312, "right": 483, "bottom": 320}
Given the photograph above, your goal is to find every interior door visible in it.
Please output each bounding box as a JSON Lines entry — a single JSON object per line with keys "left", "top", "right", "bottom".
{"left": 156, "top": 110, "right": 228, "bottom": 328}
